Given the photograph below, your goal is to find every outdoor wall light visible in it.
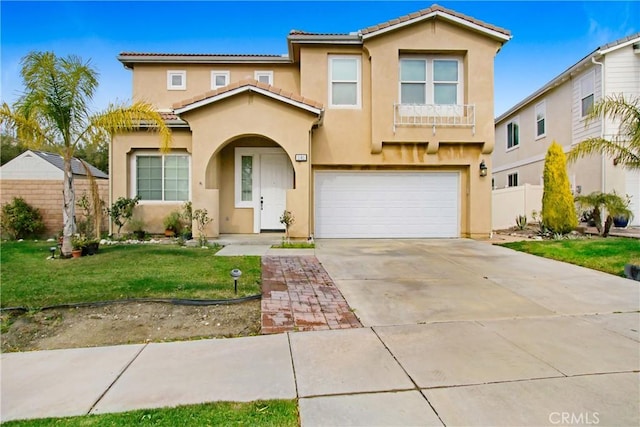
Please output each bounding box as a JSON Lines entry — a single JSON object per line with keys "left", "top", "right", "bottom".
{"left": 479, "top": 160, "right": 488, "bottom": 177}
{"left": 230, "top": 268, "right": 242, "bottom": 295}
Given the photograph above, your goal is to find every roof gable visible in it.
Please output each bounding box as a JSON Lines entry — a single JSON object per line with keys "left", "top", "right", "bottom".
{"left": 31, "top": 150, "right": 108, "bottom": 178}
{"left": 496, "top": 32, "right": 640, "bottom": 123}
{"left": 360, "top": 4, "right": 511, "bottom": 42}
{"left": 173, "top": 79, "right": 323, "bottom": 116}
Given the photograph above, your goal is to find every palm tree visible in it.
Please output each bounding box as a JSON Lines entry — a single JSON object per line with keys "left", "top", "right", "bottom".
{"left": 0, "top": 51, "right": 171, "bottom": 256}
{"left": 567, "top": 94, "right": 640, "bottom": 169}
{"left": 575, "top": 191, "right": 633, "bottom": 237}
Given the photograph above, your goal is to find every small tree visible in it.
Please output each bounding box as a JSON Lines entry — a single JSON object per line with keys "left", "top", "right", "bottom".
{"left": 542, "top": 141, "right": 577, "bottom": 234}
{"left": 1, "top": 197, "right": 45, "bottom": 239}
{"left": 279, "top": 210, "right": 295, "bottom": 243}
{"left": 109, "top": 196, "right": 140, "bottom": 236}
{"left": 193, "top": 208, "right": 212, "bottom": 247}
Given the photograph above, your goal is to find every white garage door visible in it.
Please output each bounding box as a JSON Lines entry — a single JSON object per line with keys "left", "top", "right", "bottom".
{"left": 315, "top": 171, "right": 459, "bottom": 238}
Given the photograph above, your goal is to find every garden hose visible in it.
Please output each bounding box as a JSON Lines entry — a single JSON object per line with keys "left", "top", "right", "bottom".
{"left": 0, "top": 294, "right": 262, "bottom": 314}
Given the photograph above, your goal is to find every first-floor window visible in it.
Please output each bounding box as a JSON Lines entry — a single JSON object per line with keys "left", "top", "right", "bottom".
{"left": 136, "top": 154, "right": 189, "bottom": 201}
{"left": 507, "top": 172, "right": 518, "bottom": 187}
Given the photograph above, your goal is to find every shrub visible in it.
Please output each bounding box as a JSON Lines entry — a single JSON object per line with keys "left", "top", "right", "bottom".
{"left": 1, "top": 197, "right": 45, "bottom": 239}
{"left": 193, "top": 208, "right": 212, "bottom": 247}
{"left": 541, "top": 141, "right": 577, "bottom": 234}
{"left": 109, "top": 196, "right": 140, "bottom": 236}
{"left": 163, "top": 211, "right": 182, "bottom": 234}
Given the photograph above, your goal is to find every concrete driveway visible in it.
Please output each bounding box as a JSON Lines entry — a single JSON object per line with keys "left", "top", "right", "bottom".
{"left": 303, "top": 239, "right": 640, "bottom": 426}
{"left": 315, "top": 239, "right": 639, "bottom": 325}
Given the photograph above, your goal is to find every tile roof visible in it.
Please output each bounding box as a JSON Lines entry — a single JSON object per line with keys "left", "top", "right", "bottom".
{"left": 359, "top": 4, "right": 510, "bottom": 38}
{"left": 172, "top": 79, "right": 323, "bottom": 111}
{"left": 119, "top": 52, "right": 285, "bottom": 58}
{"left": 31, "top": 150, "right": 108, "bottom": 178}
{"left": 288, "top": 29, "right": 352, "bottom": 36}
{"left": 158, "top": 112, "right": 181, "bottom": 121}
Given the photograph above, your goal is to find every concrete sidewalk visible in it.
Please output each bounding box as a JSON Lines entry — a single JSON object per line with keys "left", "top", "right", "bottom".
{"left": 3, "top": 318, "right": 638, "bottom": 425}
{"left": 2, "top": 240, "right": 639, "bottom": 425}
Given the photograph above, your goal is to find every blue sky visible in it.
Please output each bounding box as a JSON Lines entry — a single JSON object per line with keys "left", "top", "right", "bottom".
{"left": 1, "top": 1, "right": 638, "bottom": 117}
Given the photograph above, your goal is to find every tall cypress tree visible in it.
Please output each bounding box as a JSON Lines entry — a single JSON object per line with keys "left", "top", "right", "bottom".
{"left": 542, "top": 141, "right": 578, "bottom": 234}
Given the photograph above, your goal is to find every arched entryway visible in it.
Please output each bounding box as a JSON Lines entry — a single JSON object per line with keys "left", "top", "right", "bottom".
{"left": 206, "top": 135, "right": 295, "bottom": 234}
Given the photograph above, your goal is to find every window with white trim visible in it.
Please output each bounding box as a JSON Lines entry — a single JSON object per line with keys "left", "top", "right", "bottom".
{"left": 211, "top": 71, "right": 230, "bottom": 90}
{"left": 329, "top": 55, "right": 361, "bottom": 108}
{"left": 240, "top": 155, "right": 253, "bottom": 202}
{"left": 134, "top": 154, "right": 190, "bottom": 201}
{"left": 167, "top": 70, "right": 186, "bottom": 90}
{"left": 506, "top": 118, "right": 519, "bottom": 149}
{"left": 535, "top": 101, "right": 546, "bottom": 138}
{"left": 580, "top": 72, "right": 595, "bottom": 118}
{"left": 399, "top": 56, "right": 462, "bottom": 105}
{"left": 254, "top": 71, "right": 273, "bottom": 85}
{"left": 507, "top": 172, "right": 518, "bottom": 188}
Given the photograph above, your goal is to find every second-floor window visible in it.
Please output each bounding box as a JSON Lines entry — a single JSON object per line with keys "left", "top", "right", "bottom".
{"left": 580, "top": 72, "right": 595, "bottom": 118}
{"left": 535, "top": 101, "right": 546, "bottom": 138}
{"left": 255, "top": 71, "right": 273, "bottom": 85}
{"left": 399, "top": 57, "right": 461, "bottom": 105}
{"left": 167, "top": 70, "right": 186, "bottom": 90}
{"left": 211, "top": 71, "right": 230, "bottom": 90}
{"left": 507, "top": 119, "right": 519, "bottom": 150}
{"left": 329, "top": 55, "right": 361, "bottom": 108}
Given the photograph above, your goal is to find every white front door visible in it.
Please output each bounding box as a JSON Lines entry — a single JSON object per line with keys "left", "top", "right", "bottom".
{"left": 260, "top": 153, "right": 292, "bottom": 230}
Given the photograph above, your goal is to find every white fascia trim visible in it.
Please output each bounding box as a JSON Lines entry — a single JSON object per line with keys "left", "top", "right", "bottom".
{"left": 598, "top": 36, "right": 640, "bottom": 55}
{"left": 361, "top": 11, "right": 511, "bottom": 42}
{"left": 174, "top": 86, "right": 322, "bottom": 116}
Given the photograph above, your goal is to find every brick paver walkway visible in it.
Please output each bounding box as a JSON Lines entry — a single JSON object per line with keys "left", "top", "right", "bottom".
{"left": 261, "top": 256, "right": 362, "bottom": 334}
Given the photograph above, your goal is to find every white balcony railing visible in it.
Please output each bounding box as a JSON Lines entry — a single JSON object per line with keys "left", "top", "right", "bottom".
{"left": 393, "top": 103, "right": 475, "bottom": 135}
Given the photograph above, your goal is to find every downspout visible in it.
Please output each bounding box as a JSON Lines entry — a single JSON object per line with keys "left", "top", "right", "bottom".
{"left": 308, "top": 128, "right": 313, "bottom": 240}
{"left": 591, "top": 56, "right": 605, "bottom": 192}
{"left": 108, "top": 134, "right": 113, "bottom": 237}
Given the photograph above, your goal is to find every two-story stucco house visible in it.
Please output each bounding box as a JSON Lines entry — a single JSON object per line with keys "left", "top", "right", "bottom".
{"left": 112, "top": 4, "right": 510, "bottom": 239}
{"left": 493, "top": 33, "right": 640, "bottom": 226}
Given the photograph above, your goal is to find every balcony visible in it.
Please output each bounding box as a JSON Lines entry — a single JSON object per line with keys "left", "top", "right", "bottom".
{"left": 393, "top": 103, "right": 475, "bottom": 135}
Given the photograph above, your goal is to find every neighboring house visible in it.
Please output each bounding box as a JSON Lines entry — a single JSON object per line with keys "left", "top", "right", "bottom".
{"left": 0, "top": 150, "right": 109, "bottom": 236}
{"left": 493, "top": 33, "right": 640, "bottom": 227}
{"left": 113, "top": 4, "right": 510, "bottom": 239}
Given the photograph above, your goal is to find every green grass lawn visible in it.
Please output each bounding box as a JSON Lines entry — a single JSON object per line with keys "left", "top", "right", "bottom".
{"left": 2, "top": 400, "right": 299, "bottom": 427}
{"left": 499, "top": 237, "right": 640, "bottom": 277}
{"left": 1, "top": 241, "right": 261, "bottom": 308}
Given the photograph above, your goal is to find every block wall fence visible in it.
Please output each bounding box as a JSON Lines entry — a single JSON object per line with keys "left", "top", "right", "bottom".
{"left": 0, "top": 179, "right": 109, "bottom": 237}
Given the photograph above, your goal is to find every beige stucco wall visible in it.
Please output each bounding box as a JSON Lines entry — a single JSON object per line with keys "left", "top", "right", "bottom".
{"left": 172, "top": 92, "right": 319, "bottom": 238}
{"left": 115, "top": 15, "right": 506, "bottom": 239}
{"left": 131, "top": 63, "right": 300, "bottom": 109}
{"left": 111, "top": 129, "right": 193, "bottom": 235}
{"left": 295, "top": 19, "right": 501, "bottom": 237}
{"left": 1, "top": 178, "right": 109, "bottom": 237}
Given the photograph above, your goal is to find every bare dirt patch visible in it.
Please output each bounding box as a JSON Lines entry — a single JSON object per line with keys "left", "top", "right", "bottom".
{"left": 1, "top": 300, "right": 261, "bottom": 352}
